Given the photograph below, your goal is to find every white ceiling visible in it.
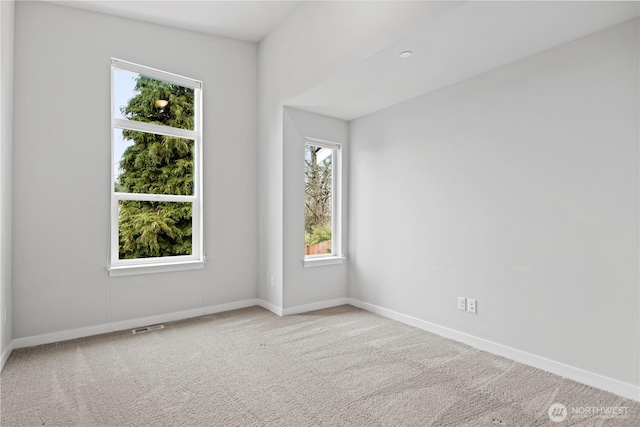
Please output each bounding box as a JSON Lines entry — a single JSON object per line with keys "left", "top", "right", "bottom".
{"left": 290, "top": 1, "right": 640, "bottom": 120}
{"left": 46, "top": 1, "right": 639, "bottom": 121}
{"left": 48, "top": 0, "right": 300, "bottom": 42}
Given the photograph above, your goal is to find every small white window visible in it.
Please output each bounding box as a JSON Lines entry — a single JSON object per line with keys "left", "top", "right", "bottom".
{"left": 304, "top": 138, "right": 343, "bottom": 266}
{"left": 109, "top": 59, "right": 203, "bottom": 276}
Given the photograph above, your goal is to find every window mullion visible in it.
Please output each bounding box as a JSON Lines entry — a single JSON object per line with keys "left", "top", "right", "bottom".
{"left": 114, "top": 193, "right": 196, "bottom": 203}
{"left": 114, "top": 118, "right": 196, "bottom": 140}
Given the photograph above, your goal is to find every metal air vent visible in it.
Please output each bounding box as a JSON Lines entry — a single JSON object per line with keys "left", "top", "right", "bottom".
{"left": 132, "top": 324, "right": 164, "bottom": 334}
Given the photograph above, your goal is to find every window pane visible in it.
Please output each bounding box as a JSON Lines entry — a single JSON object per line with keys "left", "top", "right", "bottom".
{"left": 113, "top": 69, "right": 138, "bottom": 121}
{"left": 118, "top": 201, "right": 192, "bottom": 259}
{"left": 304, "top": 145, "right": 333, "bottom": 256}
{"left": 113, "top": 128, "right": 133, "bottom": 190}
{"left": 113, "top": 68, "right": 194, "bottom": 130}
{"left": 114, "top": 129, "right": 194, "bottom": 195}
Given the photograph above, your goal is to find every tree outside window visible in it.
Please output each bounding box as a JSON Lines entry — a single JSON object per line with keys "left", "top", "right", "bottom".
{"left": 305, "top": 144, "right": 333, "bottom": 256}
{"left": 116, "top": 76, "right": 195, "bottom": 259}
{"left": 110, "top": 59, "right": 202, "bottom": 270}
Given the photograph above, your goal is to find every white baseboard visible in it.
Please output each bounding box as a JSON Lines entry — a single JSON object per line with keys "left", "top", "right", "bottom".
{"left": 256, "top": 299, "right": 283, "bottom": 316}
{"left": 110, "top": 307, "right": 205, "bottom": 332}
{"left": 6, "top": 296, "right": 638, "bottom": 402}
{"left": 1, "top": 340, "right": 15, "bottom": 371}
{"left": 110, "top": 299, "right": 260, "bottom": 331}
{"left": 12, "top": 323, "right": 114, "bottom": 350}
{"left": 8, "top": 298, "right": 333, "bottom": 352}
{"left": 12, "top": 299, "right": 261, "bottom": 350}
{"left": 203, "top": 299, "right": 261, "bottom": 316}
{"left": 282, "top": 298, "right": 349, "bottom": 316}
{"left": 347, "top": 298, "right": 640, "bottom": 402}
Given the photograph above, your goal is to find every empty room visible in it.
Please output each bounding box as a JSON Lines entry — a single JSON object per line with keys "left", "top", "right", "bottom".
{"left": 1, "top": 0, "right": 639, "bottom": 425}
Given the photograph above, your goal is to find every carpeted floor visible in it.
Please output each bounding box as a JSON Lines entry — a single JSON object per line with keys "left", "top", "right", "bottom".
{"left": 1, "top": 305, "right": 638, "bottom": 426}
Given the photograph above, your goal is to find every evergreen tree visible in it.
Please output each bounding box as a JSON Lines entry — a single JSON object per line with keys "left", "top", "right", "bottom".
{"left": 117, "top": 76, "right": 195, "bottom": 259}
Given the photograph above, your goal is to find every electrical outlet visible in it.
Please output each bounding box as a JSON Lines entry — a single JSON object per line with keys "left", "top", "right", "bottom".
{"left": 457, "top": 297, "right": 466, "bottom": 311}
{"left": 270, "top": 277, "right": 275, "bottom": 287}
{"left": 467, "top": 298, "right": 477, "bottom": 314}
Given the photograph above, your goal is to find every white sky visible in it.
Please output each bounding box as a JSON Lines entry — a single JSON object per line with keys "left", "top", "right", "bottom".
{"left": 113, "top": 69, "right": 137, "bottom": 182}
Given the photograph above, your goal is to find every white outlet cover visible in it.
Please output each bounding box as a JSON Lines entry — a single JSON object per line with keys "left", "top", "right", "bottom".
{"left": 457, "top": 297, "right": 466, "bottom": 311}
{"left": 467, "top": 298, "right": 477, "bottom": 314}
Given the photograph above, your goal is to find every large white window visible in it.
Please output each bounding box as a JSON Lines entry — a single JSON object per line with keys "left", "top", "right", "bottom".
{"left": 304, "top": 137, "right": 343, "bottom": 267}
{"left": 109, "top": 59, "right": 203, "bottom": 276}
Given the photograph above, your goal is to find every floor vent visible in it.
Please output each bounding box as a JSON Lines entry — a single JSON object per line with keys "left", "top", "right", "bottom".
{"left": 132, "top": 324, "right": 164, "bottom": 334}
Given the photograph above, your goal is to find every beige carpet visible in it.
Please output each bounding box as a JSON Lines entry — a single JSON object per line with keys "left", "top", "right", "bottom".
{"left": 1, "top": 305, "right": 638, "bottom": 426}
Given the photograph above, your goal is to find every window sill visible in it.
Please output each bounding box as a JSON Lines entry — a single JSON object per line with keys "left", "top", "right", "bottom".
{"left": 303, "top": 256, "right": 345, "bottom": 268}
{"left": 108, "top": 260, "right": 205, "bottom": 277}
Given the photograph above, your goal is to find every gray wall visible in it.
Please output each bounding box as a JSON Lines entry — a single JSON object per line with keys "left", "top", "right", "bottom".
{"left": 283, "top": 107, "right": 348, "bottom": 309}
{"left": 348, "top": 19, "right": 639, "bottom": 386}
{"left": 0, "top": 0, "right": 15, "bottom": 358}
{"left": 12, "top": 2, "right": 258, "bottom": 338}
{"left": 257, "top": 1, "right": 441, "bottom": 310}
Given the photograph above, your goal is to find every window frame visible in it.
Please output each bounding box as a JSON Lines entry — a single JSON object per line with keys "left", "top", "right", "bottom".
{"left": 303, "top": 137, "right": 344, "bottom": 267}
{"left": 108, "top": 59, "right": 204, "bottom": 277}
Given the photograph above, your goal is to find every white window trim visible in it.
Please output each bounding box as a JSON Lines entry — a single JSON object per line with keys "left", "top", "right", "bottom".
{"left": 303, "top": 137, "right": 344, "bottom": 267}
{"left": 112, "top": 58, "right": 202, "bottom": 90}
{"left": 303, "top": 256, "right": 345, "bottom": 268}
{"left": 108, "top": 59, "right": 204, "bottom": 277}
{"left": 108, "top": 259, "right": 205, "bottom": 277}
